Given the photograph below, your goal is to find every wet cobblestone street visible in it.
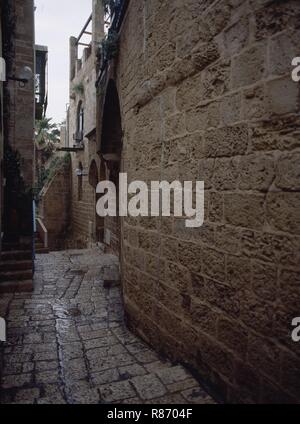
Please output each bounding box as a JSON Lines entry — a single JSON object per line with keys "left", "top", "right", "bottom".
{"left": 0, "top": 249, "right": 216, "bottom": 404}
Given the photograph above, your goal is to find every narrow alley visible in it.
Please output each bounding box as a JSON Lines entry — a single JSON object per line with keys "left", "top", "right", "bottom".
{"left": 0, "top": 248, "right": 216, "bottom": 404}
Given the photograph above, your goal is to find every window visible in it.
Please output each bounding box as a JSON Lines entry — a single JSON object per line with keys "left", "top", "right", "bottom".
{"left": 78, "top": 162, "right": 83, "bottom": 201}
{"left": 76, "top": 101, "right": 84, "bottom": 140}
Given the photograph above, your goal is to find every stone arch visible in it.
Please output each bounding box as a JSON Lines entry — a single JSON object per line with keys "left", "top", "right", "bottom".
{"left": 101, "top": 79, "right": 122, "bottom": 159}
{"left": 88, "top": 159, "right": 98, "bottom": 189}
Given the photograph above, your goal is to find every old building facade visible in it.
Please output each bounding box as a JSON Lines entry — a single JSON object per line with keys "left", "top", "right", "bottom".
{"left": 65, "top": 1, "right": 106, "bottom": 248}
{"left": 0, "top": 0, "right": 36, "bottom": 291}
{"left": 61, "top": 0, "right": 300, "bottom": 403}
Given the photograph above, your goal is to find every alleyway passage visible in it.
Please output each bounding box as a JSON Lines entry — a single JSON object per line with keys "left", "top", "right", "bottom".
{"left": 0, "top": 248, "right": 216, "bottom": 404}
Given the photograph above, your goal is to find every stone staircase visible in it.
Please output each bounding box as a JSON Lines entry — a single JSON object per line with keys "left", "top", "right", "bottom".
{"left": 0, "top": 234, "right": 49, "bottom": 293}
{"left": 34, "top": 233, "right": 49, "bottom": 255}
{"left": 0, "top": 242, "right": 33, "bottom": 293}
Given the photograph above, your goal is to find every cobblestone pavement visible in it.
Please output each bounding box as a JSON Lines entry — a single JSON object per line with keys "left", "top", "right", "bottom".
{"left": 0, "top": 248, "right": 216, "bottom": 404}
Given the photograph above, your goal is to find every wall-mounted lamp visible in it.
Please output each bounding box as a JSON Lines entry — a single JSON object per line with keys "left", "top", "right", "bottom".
{"left": 7, "top": 65, "right": 33, "bottom": 87}
{"left": 75, "top": 168, "right": 88, "bottom": 177}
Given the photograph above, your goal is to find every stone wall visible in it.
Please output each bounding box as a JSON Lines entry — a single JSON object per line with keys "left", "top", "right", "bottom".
{"left": 0, "top": 3, "right": 4, "bottom": 251}
{"left": 68, "top": 1, "right": 104, "bottom": 247}
{"left": 38, "top": 160, "right": 71, "bottom": 251}
{"left": 4, "top": 0, "right": 35, "bottom": 187}
{"left": 113, "top": 0, "right": 300, "bottom": 403}
{"left": 2, "top": 0, "right": 35, "bottom": 242}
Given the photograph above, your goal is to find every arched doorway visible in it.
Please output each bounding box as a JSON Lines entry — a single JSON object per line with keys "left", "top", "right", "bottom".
{"left": 88, "top": 160, "right": 98, "bottom": 242}
{"left": 100, "top": 79, "right": 122, "bottom": 255}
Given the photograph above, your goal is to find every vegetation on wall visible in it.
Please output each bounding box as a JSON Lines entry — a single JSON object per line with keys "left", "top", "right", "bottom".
{"left": 102, "top": 0, "right": 118, "bottom": 17}
{"left": 101, "top": 30, "right": 119, "bottom": 62}
{"left": 72, "top": 81, "right": 85, "bottom": 96}
{"left": 34, "top": 118, "right": 62, "bottom": 199}
{"left": 34, "top": 153, "right": 70, "bottom": 201}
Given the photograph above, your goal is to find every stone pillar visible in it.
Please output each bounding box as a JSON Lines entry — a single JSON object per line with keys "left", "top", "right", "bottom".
{"left": 92, "top": 0, "right": 104, "bottom": 53}
{"left": 69, "top": 36, "right": 77, "bottom": 81}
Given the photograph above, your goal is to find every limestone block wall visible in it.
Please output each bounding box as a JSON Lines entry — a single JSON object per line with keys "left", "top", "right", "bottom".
{"left": 4, "top": 0, "right": 35, "bottom": 187}
{"left": 1, "top": 0, "right": 35, "bottom": 241}
{"left": 115, "top": 0, "right": 300, "bottom": 403}
{"left": 69, "top": 52, "right": 101, "bottom": 245}
{"left": 38, "top": 162, "right": 71, "bottom": 251}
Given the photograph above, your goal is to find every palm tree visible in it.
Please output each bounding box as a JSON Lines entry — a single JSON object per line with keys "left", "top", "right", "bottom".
{"left": 34, "top": 118, "right": 61, "bottom": 198}
{"left": 35, "top": 118, "right": 60, "bottom": 147}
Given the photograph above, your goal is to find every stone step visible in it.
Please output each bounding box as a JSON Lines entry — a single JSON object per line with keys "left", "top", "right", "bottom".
{"left": 0, "top": 250, "right": 32, "bottom": 261}
{"left": 0, "top": 279, "right": 33, "bottom": 293}
{"left": 0, "top": 269, "right": 33, "bottom": 282}
{"left": 2, "top": 242, "right": 32, "bottom": 251}
{"left": 0, "top": 260, "right": 32, "bottom": 272}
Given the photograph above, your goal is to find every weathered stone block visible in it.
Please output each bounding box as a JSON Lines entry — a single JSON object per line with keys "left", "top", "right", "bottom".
{"left": 212, "top": 157, "right": 240, "bottom": 190}
{"left": 254, "top": 1, "right": 300, "bottom": 40}
{"left": 209, "top": 192, "right": 224, "bottom": 223}
{"left": 220, "top": 92, "right": 242, "bottom": 125}
{"left": 202, "top": 60, "right": 231, "bottom": 99}
{"left": 269, "top": 30, "right": 300, "bottom": 76}
{"left": 178, "top": 240, "right": 202, "bottom": 274}
{"left": 218, "top": 318, "right": 248, "bottom": 359}
{"left": 266, "top": 77, "right": 299, "bottom": 116}
{"left": 231, "top": 43, "right": 266, "bottom": 89}
{"left": 190, "top": 299, "right": 217, "bottom": 336}
{"left": 252, "top": 261, "right": 277, "bottom": 301}
{"left": 164, "top": 113, "right": 186, "bottom": 140}
{"left": 280, "top": 350, "right": 300, "bottom": 398}
{"left": 238, "top": 153, "right": 275, "bottom": 191}
{"left": 224, "top": 15, "right": 249, "bottom": 56}
{"left": 275, "top": 152, "right": 300, "bottom": 191}
{"left": 224, "top": 193, "right": 265, "bottom": 229}
{"left": 266, "top": 192, "right": 300, "bottom": 235}
{"left": 202, "top": 248, "right": 225, "bottom": 281}
{"left": 215, "top": 225, "right": 241, "bottom": 255}
{"left": 226, "top": 255, "right": 251, "bottom": 289}
{"left": 239, "top": 289, "right": 274, "bottom": 335}
{"left": 186, "top": 100, "right": 220, "bottom": 132}
{"left": 176, "top": 73, "right": 203, "bottom": 112}
{"left": 242, "top": 84, "right": 265, "bottom": 120}
{"left": 278, "top": 269, "right": 300, "bottom": 312}
{"left": 205, "top": 125, "right": 248, "bottom": 158}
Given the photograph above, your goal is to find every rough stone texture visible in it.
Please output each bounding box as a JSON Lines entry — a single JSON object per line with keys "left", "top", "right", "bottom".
{"left": 67, "top": 1, "right": 105, "bottom": 249}
{"left": 0, "top": 0, "right": 35, "bottom": 246}
{"left": 62, "top": 0, "right": 300, "bottom": 403}
{"left": 38, "top": 161, "right": 71, "bottom": 250}
{"left": 0, "top": 249, "right": 216, "bottom": 404}
{"left": 112, "top": 0, "right": 300, "bottom": 404}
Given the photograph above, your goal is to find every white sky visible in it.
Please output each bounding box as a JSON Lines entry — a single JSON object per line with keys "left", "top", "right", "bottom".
{"left": 35, "top": 0, "right": 93, "bottom": 124}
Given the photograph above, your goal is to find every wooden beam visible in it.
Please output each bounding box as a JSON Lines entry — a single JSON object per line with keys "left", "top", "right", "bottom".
{"left": 76, "top": 13, "right": 92, "bottom": 45}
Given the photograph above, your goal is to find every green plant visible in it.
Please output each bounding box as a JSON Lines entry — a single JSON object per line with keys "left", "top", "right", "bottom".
{"left": 73, "top": 82, "right": 84, "bottom": 96}
{"left": 102, "top": 0, "right": 117, "bottom": 16}
{"left": 101, "top": 30, "right": 119, "bottom": 61}
{"left": 34, "top": 153, "right": 70, "bottom": 201}
{"left": 35, "top": 118, "right": 60, "bottom": 146}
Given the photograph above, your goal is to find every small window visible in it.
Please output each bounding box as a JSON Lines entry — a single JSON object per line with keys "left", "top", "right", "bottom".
{"left": 78, "top": 162, "right": 83, "bottom": 201}
{"left": 77, "top": 101, "right": 84, "bottom": 137}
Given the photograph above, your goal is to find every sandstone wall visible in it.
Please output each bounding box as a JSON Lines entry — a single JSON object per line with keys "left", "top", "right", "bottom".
{"left": 69, "top": 49, "right": 102, "bottom": 246}
{"left": 115, "top": 0, "right": 300, "bottom": 403}
{"left": 4, "top": 0, "right": 35, "bottom": 187}
{"left": 38, "top": 161, "right": 71, "bottom": 250}
{"left": 1, "top": 0, "right": 35, "bottom": 242}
